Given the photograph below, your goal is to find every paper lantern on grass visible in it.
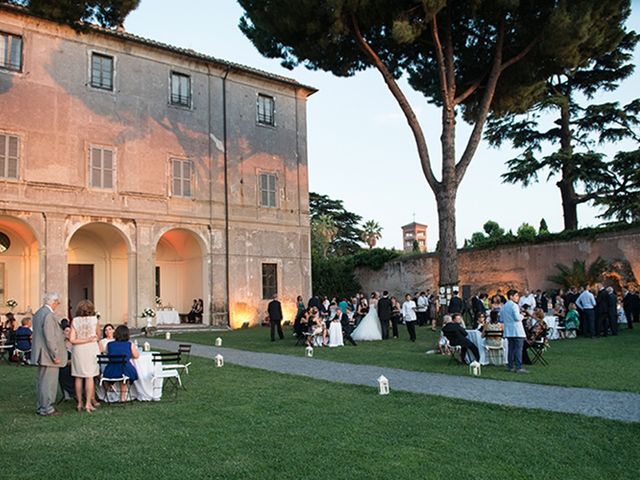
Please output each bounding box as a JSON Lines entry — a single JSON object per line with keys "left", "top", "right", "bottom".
{"left": 165, "top": 332, "right": 171, "bottom": 340}
{"left": 143, "top": 342, "right": 150, "bottom": 352}
{"left": 469, "top": 361, "right": 481, "bottom": 376}
{"left": 305, "top": 346, "right": 313, "bottom": 357}
{"left": 377, "top": 375, "right": 389, "bottom": 395}
{"left": 215, "top": 354, "right": 224, "bottom": 367}
{"left": 215, "top": 337, "right": 222, "bottom": 347}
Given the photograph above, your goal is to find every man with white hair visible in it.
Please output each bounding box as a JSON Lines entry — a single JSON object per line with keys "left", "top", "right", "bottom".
{"left": 31, "top": 292, "right": 66, "bottom": 416}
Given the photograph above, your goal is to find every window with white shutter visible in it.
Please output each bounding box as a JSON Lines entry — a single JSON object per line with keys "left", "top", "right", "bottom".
{"left": 89, "top": 147, "right": 114, "bottom": 189}
{"left": 90, "top": 53, "right": 114, "bottom": 91}
{"left": 259, "top": 172, "right": 277, "bottom": 208}
{"left": 0, "top": 32, "right": 22, "bottom": 72}
{"left": 172, "top": 158, "right": 192, "bottom": 197}
{"left": 0, "top": 133, "right": 19, "bottom": 179}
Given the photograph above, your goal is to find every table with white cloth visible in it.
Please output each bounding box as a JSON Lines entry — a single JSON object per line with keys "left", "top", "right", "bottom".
{"left": 541, "top": 315, "right": 560, "bottom": 340}
{"left": 156, "top": 309, "right": 180, "bottom": 325}
{"left": 98, "top": 351, "right": 163, "bottom": 402}
{"left": 465, "top": 329, "right": 508, "bottom": 365}
{"left": 328, "top": 320, "right": 344, "bottom": 347}
{"left": 617, "top": 308, "right": 627, "bottom": 324}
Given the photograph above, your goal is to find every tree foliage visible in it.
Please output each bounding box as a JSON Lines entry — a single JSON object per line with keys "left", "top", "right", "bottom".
{"left": 309, "top": 192, "right": 362, "bottom": 256}
{"left": 360, "top": 220, "right": 383, "bottom": 249}
{"left": 238, "top": 0, "right": 633, "bottom": 285}
{"left": 485, "top": 17, "right": 638, "bottom": 230}
{"left": 5, "top": 0, "right": 140, "bottom": 28}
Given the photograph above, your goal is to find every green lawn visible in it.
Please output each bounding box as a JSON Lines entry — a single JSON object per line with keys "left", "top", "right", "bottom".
{"left": 170, "top": 325, "right": 640, "bottom": 393}
{"left": 1, "top": 358, "right": 638, "bottom": 479}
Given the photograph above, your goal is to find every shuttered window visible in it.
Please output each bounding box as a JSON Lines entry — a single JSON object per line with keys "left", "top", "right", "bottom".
{"left": 257, "top": 94, "right": 275, "bottom": 126}
{"left": 170, "top": 72, "right": 191, "bottom": 107}
{"left": 259, "top": 172, "right": 276, "bottom": 208}
{"left": 262, "top": 263, "right": 277, "bottom": 299}
{"left": 89, "top": 147, "right": 114, "bottom": 189}
{"left": 0, "top": 133, "right": 19, "bottom": 179}
{"left": 172, "top": 159, "right": 192, "bottom": 197}
{"left": 0, "top": 32, "right": 22, "bottom": 72}
{"left": 90, "top": 53, "right": 114, "bottom": 91}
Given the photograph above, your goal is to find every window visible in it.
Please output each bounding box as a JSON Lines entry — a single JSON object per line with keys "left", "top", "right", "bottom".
{"left": 262, "top": 263, "right": 277, "bottom": 299}
{"left": 0, "top": 133, "right": 19, "bottom": 179}
{"left": 155, "top": 266, "right": 161, "bottom": 298}
{"left": 259, "top": 172, "right": 277, "bottom": 208}
{"left": 0, "top": 32, "right": 22, "bottom": 72}
{"left": 172, "top": 158, "right": 192, "bottom": 197}
{"left": 90, "top": 53, "right": 114, "bottom": 91}
{"left": 89, "top": 146, "right": 114, "bottom": 189}
{"left": 170, "top": 72, "right": 191, "bottom": 107}
{"left": 257, "top": 94, "right": 275, "bottom": 126}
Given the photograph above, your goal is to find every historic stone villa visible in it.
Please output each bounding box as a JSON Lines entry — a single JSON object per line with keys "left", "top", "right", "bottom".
{"left": 0, "top": 4, "right": 315, "bottom": 327}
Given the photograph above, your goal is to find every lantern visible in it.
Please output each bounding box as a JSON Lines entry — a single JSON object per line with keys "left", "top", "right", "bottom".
{"left": 215, "top": 354, "right": 224, "bottom": 367}
{"left": 143, "top": 342, "right": 150, "bottom": 352}
{"left": 165, "top": 332, "right": 171, "bottom": 340}
{"left": 469, "top": 361, "right": 481, "bottom": 376}
{"left": 215, "top": 337, "right": 222, "bottom": 347}
{"left": 305, "top": 346, "right": 314, "bottom": 357}
{"left": 377, "top": 375, "right": 389, "bottom": 395}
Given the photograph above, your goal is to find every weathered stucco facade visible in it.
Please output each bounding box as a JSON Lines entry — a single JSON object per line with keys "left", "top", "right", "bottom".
{"left": 356, "top": 228, "right": 640, "bottom": 296}
{"left": 0, "top": 6, "right": 314, "bottom": 327}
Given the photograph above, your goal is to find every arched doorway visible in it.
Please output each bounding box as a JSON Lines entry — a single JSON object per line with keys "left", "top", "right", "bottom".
{"left": 155, "top": 229, "right": 205, "bottom": 322}
{"left": 67, "top": 223, "right": 129, "bottom": 324}
{"left": 0, "top": 215, "right": 40, "bottom": 314}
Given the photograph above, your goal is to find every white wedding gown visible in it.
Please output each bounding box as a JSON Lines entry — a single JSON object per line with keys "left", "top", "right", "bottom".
{"left": 351, "top": 304, "right": 382, "bottom": 341}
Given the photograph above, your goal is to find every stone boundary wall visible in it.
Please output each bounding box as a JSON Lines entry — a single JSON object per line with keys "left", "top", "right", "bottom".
{"left": 355, "top": 228, "right": 640, "bottom": 296}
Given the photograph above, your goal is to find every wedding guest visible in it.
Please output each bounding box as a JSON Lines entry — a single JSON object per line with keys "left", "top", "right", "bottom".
{"left": 606, "top": 286, "right": 618, "bottom": 336}
{"left": 622, "top": 288, "right": 634, "bottom": 330}
{"left": 58, "top": 319, "right": 75, "bottom": 400}
{"left": 377, "top": 291, "right": 392, "bottom": 340}
{"left": 99, "top": 323, "right": 115, "bottom": 352}
{"left": 416, "top": 292, "right": 428, "bottom": 326}
{"left": 564, "top": 303, "right": 580, "bottom": 338}
{"left": 187, "top": 299, "right": 198, "bottom": 323}
{"left": 502, "top": 289, "right": 528, "bottom": 373}
{"left": 442, "top": 313, "right": 479, "bottom": 364}
{"left": 104, "top": 325, "right": 140, "bottom": 402}
{"left": 32, "top": 292, "right": 66, "bottom": 416}
{"left": 293, "top": 295, "right": 306, "bottom": 338}
{"left": 355, "top": 297, "right": 369, "bottom": 325}
{"left": 267, "top": 294, "right": 284, "bottom": 342}
{"left": 390, "top": 296, "right": 402, "bottom": 339}
{"left": 447, "top": 290, "right": 464, "bottom": 315}
{"left": 576, "top": 285, "right": 597, "bottom": 338}
{"left": 340, "top": 306, "right": 357, "bottom": 346}
{"left": 14, "top": 317, "right": 33, "bottom": 363}
{"left": 482, "top": 310, "right": 504, "bottom": 364}
{"left": 402, "top": 293, "right": 418, "bottom": 342}
{"left": 70, "top": 300, "right": 100, "bottom": 412}
{"left": 3, "top": 314, "right": 16, "bottom": 357}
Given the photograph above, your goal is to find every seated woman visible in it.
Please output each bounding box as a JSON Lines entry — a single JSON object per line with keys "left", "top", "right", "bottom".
{"left": 103, "top": 325, "right": 140, "bottom": 402}
{"left": 308, "top": 307, "right": 327, "bottom": 347}
{"left": 564, "top": 303, "right": 580, "bottom": 338}
{"left": 99, "top": 323, "right": 115, "bottom": 353}
{"left": 481, "top": 310, "right": 504, "bottom": 365}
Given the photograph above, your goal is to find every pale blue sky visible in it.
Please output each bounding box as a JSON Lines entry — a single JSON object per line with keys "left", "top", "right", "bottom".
{"left": 125, "top": 1, "right": 639, "bottom": 250}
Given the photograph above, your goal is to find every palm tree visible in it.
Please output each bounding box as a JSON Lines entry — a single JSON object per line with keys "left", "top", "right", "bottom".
{"left": 547, "top": 257, "right": 607, "bottom": 289}
{"left": 361, "top": 220, "right": 383, "bottom": 249}
{"left": 313, "top": 214, "right": 338, "bottom": 258}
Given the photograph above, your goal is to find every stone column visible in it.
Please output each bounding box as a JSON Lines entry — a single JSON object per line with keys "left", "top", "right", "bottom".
{"left": 44, "top": 213, "right": 69, "bottom": 317}
{"left": 135, "top": 221, "right": 155, "bottom": 329}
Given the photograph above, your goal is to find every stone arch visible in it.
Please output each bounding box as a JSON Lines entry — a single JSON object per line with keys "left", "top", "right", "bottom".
{"left": 67, "top": 222, "right": 130, "bottom": 324}
{"left": 154, "top": 227, "right": 207, "bottom": 322}
{"left": 0, "top": 215, "right": 41, "bottom": 313}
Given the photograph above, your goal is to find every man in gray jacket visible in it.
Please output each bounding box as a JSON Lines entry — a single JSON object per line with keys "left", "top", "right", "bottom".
{"left": 32, "top": 292, "right": 66, "bottom": 416}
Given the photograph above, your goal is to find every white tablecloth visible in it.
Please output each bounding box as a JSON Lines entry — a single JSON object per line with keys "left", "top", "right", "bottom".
{"left": 617, "top": 308, "right": 627, "bottom": 324}
{"left": 156, "top": 310, "right": 180, "bottom": 325}
{"left": 98, "top": 351, "right": 162, "bottom": 402}
{"left": 466, "top": 329, "right": 508, "bottom": 366}
{"left": 542, "top": 315, "right": 560, "bottom": 340}
{"left": 328, "top": 321, "right": 344, "bottom": 347}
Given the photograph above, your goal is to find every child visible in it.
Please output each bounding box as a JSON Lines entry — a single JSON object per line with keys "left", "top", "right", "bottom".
{"left": 564, "top": 303, "right": 580, "bottom": 339}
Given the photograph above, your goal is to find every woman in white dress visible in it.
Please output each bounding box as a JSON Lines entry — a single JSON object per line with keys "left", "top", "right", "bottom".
{"left": 70, "top": 300, "right": 100, "bottom": 412}
{"left": 352, "top": 292, "right": 382, "bottom": 341}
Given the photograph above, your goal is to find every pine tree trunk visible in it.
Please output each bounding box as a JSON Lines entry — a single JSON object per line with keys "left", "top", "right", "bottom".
{"left": 558, "top": 100, "right": 579, "bottom": 230}
{"left": 436, "top": 187, "right": 459, "bottom": 285}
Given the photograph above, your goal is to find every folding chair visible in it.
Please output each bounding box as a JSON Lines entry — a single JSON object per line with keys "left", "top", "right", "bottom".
{"left": 97, "top": 354, "right": 132, "bottom": 405}
{"left": 0, "top": 342, "right": 14, "bottom": 363}
{"left": 441, "top": 332, "right": 463, "bottom": 365}
{"left": 529, "top": 337, "right": 549, "bottom": 366}
{"left": 152, "top": 352, "right": 183, "bottom": 399}
{"left": 483, "top": 330, "right": 505, "bottom": 365}
{"left": 162, "top": 346, "right": 192, "bottom": 375}
{"left": 13, "top": 334, "right": 32, "bottom": 366}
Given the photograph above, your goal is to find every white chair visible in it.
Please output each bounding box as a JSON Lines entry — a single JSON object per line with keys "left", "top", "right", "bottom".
{"left": 152, "top": 352, "right": 183, "bottom": 399}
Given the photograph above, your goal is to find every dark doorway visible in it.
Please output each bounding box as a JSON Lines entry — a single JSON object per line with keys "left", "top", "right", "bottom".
{"left": 68, "top": 264, "right": 94, "bottom": 316}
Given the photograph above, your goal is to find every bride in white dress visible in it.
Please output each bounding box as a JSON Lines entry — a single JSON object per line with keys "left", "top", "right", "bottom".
{"left": 352, "top": 293, "right": 382, "bottom": 341}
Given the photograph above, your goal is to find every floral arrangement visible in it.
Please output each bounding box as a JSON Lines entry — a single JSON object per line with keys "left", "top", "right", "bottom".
{"left": 141, "top": 308, "right": 156, "bottom": 318}
{"left": 6, "top": 299, "right": 17, "bottom": 309}
{"left": 155, "top": 296, "right": 163, "bottom": 307}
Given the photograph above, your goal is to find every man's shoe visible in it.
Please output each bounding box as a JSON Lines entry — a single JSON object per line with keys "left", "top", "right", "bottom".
{"left": 38, "top": 409, "right": 61, "bottom": 417}
{"left": 516, "top": 368, "right": 530, "bottom": 374}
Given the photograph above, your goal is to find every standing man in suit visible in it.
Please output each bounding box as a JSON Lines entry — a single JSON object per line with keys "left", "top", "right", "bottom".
{"left": 377, "top": 291, "right": 392, "bottom": 340}
{"left": 630, "top": 287, "right": 640, "bottom": 326}
{"left": 595, "top": 284, "right": 609, "bottom": 336}
{"left": 267, "top": 294, "right": 284, "bottom": 342}
{"left": 32, "top": 292, "right": 66, "bottom": 416}
{"left": 606, "top": 287, "right": 618, "bottom": 336}
{"left": 622, "top": 287, "right": 634, "bottom": 329}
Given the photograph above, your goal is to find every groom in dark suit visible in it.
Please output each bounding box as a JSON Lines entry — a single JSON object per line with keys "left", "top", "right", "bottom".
{"left": 377, "top": 291, "right": 392, "bottom": 340}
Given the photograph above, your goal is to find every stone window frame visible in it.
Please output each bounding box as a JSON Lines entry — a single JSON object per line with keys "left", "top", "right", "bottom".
{"left": 169, "top": 70, "right": 192, "bottom": 109}
{"left": 257, "top": 170, "right": 278, "bottom": 208}
{"left": 170, "top": 157, "right": 193, "bottom": 198}
{"left": 0, "top": 30, "right": 23, "bottom": 73}
{"left": 0, "top": 130, "right": 21, "bottom": 181}
{"left": 88, "top": 50, "right": 116, "bottom": 92}
{"left": 261, "top": 263, "right": 278, "bottom": 300}
{"left": 256, "top": 93, "right": 275, "bottom": 127}
{"left": 88, "top": 144, "right": 116, "bottom": 191}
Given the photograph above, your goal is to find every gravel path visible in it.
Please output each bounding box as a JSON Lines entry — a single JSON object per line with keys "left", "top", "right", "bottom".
{"left": 148, "top": 338, "right": 640, "bottom": 423}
